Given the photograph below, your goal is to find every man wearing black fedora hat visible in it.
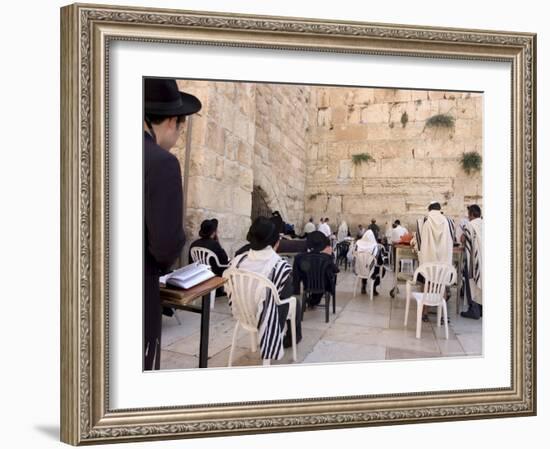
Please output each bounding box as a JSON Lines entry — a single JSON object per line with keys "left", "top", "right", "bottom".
{"left": 143, "top": 78, "right": 202, "bottom": 370}
{"left": 189, "top": 218, "right": 229, "bottom": 277}
{"left": 292, "top": 231, "right": 339, "bottom": 307}
{"left": 224, "top": 217, "right": 303, "bottom": 361}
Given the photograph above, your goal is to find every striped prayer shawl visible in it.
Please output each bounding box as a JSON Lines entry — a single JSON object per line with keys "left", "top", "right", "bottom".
{"left": 416, "top": 215, "right": 456, "bottom": 251}
{"left": 463, "top": 218, "right": 482, "bottom": 296}
{"left": 227, "top": 252, "right": 292, "bottom": 360}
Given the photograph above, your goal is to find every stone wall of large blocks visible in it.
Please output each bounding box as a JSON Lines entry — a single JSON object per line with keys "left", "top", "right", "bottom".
{"left": 172, "top": 81, "right": 312, "bottom": 256}
{"left": 253, "top": 84, "right": 311, "bottom": 229}
{"left": 168, "top": 81, "right": 482, "bottom": 256}
{"left": 305, "top": 87, "right": 483, "bottom": 233}
{"left": 174, "top": 80, "right": 256, "bottom": 256}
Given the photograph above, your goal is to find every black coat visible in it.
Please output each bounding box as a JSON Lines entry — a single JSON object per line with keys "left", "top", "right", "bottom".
{"left": 143, "top": 132, "right": 185, "bottom": 370}
{"left": 292, "top": 251, "right": 339, "bottom": 296}
{"left": 188, "top": 238, "right": 229, "bottom": 276}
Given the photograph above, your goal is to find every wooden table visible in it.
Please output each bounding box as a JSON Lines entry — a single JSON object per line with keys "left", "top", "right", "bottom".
{"left": 390, "top": 244, "right": 464, "bottom": 313}
{"left": 160, "top": 276, "right": 227, "bottom": 368}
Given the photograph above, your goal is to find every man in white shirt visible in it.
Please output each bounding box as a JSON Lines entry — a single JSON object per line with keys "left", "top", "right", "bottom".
{"left": 318, "top": 217, "right": 332, "bottom": 237}
{"left": 390, "top": 220, "right": 408, "bottom": 243}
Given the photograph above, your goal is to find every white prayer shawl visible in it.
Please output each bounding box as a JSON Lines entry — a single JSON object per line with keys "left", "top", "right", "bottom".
{"left": 464, "top": 217, "right": 483, "bottom": 304}
{"left": 417, "top": 210, "right": 453, "bottom": 266}
{"left": 319, "top": 222, "right": 331, "bottom": 237}
{"left": 356, "top": 229, "right": 378, "bottom": 255}
{"left": 224, "top": 247, "right": 292, "bottom": 360}
{"left": 303, "top": 221, "right": 316, "bottom": 234}
{"left": 337, "top": 221, "right": 349, "bottom": 242}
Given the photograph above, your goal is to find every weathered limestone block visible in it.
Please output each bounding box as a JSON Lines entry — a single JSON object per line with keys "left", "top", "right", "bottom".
{"left": 206, "top": 121, "right": 226, "bottom": 155}
{"left": 318, "top": 108, "right": 332, "bottom": 128}
{"left": 437, "top": 99, "right": 457, "bottom": 115}
{"left": 330, "top": 106, "right": 347, "bottom": 125}
{"left": 224, "top": 131, "right": 239, "bottom": 160}
{"left": 421, "top": 125, "right": 455, "bottom": 142}
{"left": 456, "top": 175, "right": 483, "bottom": 197}
{"left": 328, "top": 142, "right": 347, "bottom": 160}
{"left": 410, "top": 90, "right": 428, "bottom": 102}
{"left": 338, "top": 159, "right": 353, "bottom": 179}
{"left": 232, "top": 187, "right": 253, "bottom": 216}
{"left": 394, "top": 89, "right": 414, "bottom": 103}
{"left": 362, "top": 177, "right": 453, "bottom": 196}
{"left": 233, "top": 112, "right": 250, "bottom": 142}
{"left": 332, "top": 124, "right": 370, "bottom": 142}
{"left": 427, "top": 91, "right": 448, "bottom": 101}
{"left": 220, "top": 100, "right": 237, "bottom": 132}
{"left": 414, "top": 100, "right": 441, "bottom": 122}
{"left": 343, "top": 194, "right": 407, "bottom": 216}
{"left": 379, "top": 158, "right": 433, "bottom": 178}
{"left": 360, "top": 103, "right": 389, "bottom": 124}
{"left": 456, "top": 98, "right": 476, "bottom": 119}
{"left": 223, "top": 159, "right": 242, "bottom": 185}
{"left": 215, "top": 156, "right": 225, "bottom": 180}
{"left": 354, "top": 160, "right": 380, "bottom": 178}
{"left": 385, "top": 121, "right": 425, "bottom": 141}
{"left": 454, "top": 119, "right": 474, "bottom": 138}
{"left": 364, "top": 123, "right": 392, "bottom": 141}
{"left": 189, "top": 148, "right": 217, "bottom": 178}
{"left": 374, "top": 88, "right": 399, "bottom": 104}
{"left": 238, "top": 166, "right": 254, "bottom": 191}
{"left": 346, "top": 105, "right": 362, "bottom": 125}
{"left": 308, "top": 180, "right": 363, "bottom": 196}
{"left": 352, "top": 88, "right": 376, "bottom": 105}
{"left": 187, "top": 177, "right": 232, "bottom": 211}
{"left": 430, "top": 159, "right": 462, "bottom": 178}
{"left": 317, "top": 89, "right": 330, "bottom": 108}
{"left": 237, "top": 141, "right": 253, "bottom": 166}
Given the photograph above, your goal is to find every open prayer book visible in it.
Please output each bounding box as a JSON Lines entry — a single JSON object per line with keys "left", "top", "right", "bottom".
{"left": 159, "top": 262, "right": 215, "bottom": 289}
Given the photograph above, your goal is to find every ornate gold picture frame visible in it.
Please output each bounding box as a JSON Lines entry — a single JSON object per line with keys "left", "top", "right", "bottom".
{"left": 60, "top": 3, "right": 536, "bottom": 445}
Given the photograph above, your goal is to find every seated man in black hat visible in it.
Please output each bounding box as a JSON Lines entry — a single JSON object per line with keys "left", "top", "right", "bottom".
{"left": 225, "top": 217, "right": 303, "bottom": 360}
{"left": 189, "top": 218, "right": 229, "bottom": 277}
{"left": 293, "top": 231, "right": 339, "bottom": 307}
{"left": 143, "top": 78, "right": 202, "bottom": 371}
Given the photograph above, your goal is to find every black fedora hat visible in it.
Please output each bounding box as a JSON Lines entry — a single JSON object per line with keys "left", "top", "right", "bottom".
{"left": 306, "top": 231, "right": 329, "bottom": 253}
{"left": 199, "top": 219, "right": 218, "bottom": 239}
{"left": 247, "top": 217, "right": 280, "bottom": 251}
{"left": 144, "top": 78, "right": 202, "bottom": 117}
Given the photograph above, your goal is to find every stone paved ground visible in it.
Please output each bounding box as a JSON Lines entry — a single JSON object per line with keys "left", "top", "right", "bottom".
{"left": 160, "top": 268, "right": 482, "bottom": 370}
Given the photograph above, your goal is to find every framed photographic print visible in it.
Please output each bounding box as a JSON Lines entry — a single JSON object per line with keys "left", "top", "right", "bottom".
{"left": 60, "top": 3, "right": 536, "bottom": 445}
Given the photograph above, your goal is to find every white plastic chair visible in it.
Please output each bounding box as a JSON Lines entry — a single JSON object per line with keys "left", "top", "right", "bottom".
{"left": 353, "top": 251, "right": 377, "bottom": 301}
{"left": 190, "top": 246, "right": 230, "bottom": 310}
{"left": 404, "top": 263, "right": 456, "bottom": 339}
{"left": 224, "top": 268, "right": 297, "bottom": 367}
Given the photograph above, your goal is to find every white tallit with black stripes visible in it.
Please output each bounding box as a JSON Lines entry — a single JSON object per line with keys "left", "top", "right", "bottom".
{"left": 463, "top": 217, "right": 483, "bottom": 304}
{"left": 224, "top": 247, "right": 292, "bottom": 360}
{"left": 416, "top": 210, "right": 455, "bottom": 266}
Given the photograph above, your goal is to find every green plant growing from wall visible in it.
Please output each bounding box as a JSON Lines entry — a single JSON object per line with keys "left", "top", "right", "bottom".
{"left": 426, "top": 113, "right": 455, "bottom": 128}
{"left": 461, "top": 151, "right": 482, "bottom": 174}
{"left": 352, "top": 152, "right": 376, "bottom": 165}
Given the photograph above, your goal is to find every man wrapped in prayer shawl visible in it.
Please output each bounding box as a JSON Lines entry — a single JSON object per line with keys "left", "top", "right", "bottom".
{"left": 460, "top": 205, "right": 483, "bottom": 319}
{"left": 415, "top": 201, "right": 455, "bottom": 322}
{"left": 224, "top": 217, "right": 303, "bottom": 361}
